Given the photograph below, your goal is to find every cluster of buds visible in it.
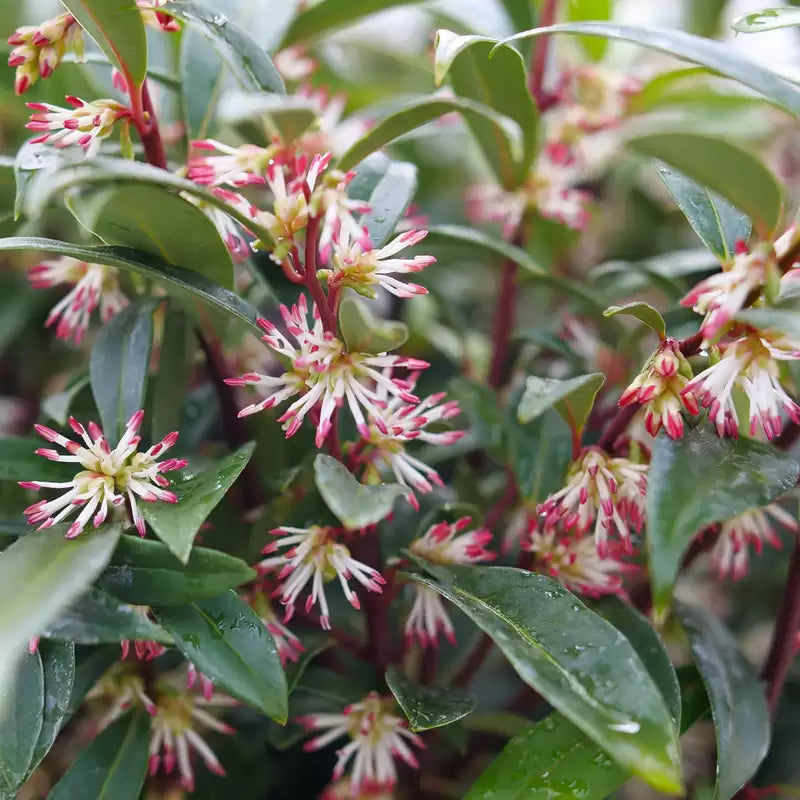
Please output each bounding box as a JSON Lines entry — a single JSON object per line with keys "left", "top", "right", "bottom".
{"left": 20, "top": 410, "right": 186, "bottom": 538}
{"left": 121, "top": 606, "right": 166, "bottom": 662}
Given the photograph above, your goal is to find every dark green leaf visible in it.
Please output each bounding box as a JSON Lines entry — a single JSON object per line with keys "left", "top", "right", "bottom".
{"left": 0, "top": 525, "right": 121, "bottom": 696}
{"left": 603, "top": 302, "right": 667, "bottom": 337}
{"left": 48, "top": 711, "right": 150, "bottom": 800}
{"left": 517, "top": 373, "right": 605, "bottom": 435}
{"left": 434, "top": 31, "right": 538, "bottom": 188}
{"left": 314, "top": 453, "right": 406, "bottom": 529}
{"left": 0, "top": 238, "right": 262, "bottom": 337}
{"left": 385, "top": 666, "right": 475, "bottom": 732}
{"left": 409, "top": 563, "right": 681, "bottom": 792}
{"left": 99, "top": 534, "right": 256, "bottom": 606}
{"left": 647, "top": 425, "right": 799, "bottom": 614}
{"left": 500, "top": 23, "right": 800, "bottom": 116}
{"left": 337, "top": 95, "right": 524, "bottom": 174}
{"left": 141, "top": 443, "right": 255, "bottom": 563}
{"left": 338, "top": 295, "right": 408, "bottom": 352}
{"left": 658, "top": 165, "right": 752, "bottom": 262}
{"left": 42, "top": 373, "right": 90, "bottom": 427}
{"left": 360, "top": 160, "right": 418, "bottom": 248}
{"left": 14, "top": 140, "right": 62, "bottom": 221}
{"left": 151, "top": 308, "right": 193, "bottom": 441}
{"left": 678, "top": 602, "right": 770, "bottom": 799}
{"left": 60, "top": 0, "right": 148, "bottom": 86}
{"left": 66, "top": 647, "right": 119, "bottom": 718}
{"left": 567, "top": 0, "right": 614, "bottom": 60}
{"left": 676, "top": 664, "right": 710, "bottom": 731}
{"left": 629, "top": 133, "right": 782, "bottom": 237}
{"left": 90, "top": 297, "right": 157, "bottom": 443}
{"left": 0, "top": 437, "right": 75, "bottom": 483}
{"left": 0, "top": 652, "right": 43, "bottom": 800}
{"left": 164, "top": 1, "right": 285, "bottom": 95}
{"left": 155, "top": 590, "right": 288, "bottom": 722}
{"left": 732, "top": 8, "right": 800, "bottom": 32}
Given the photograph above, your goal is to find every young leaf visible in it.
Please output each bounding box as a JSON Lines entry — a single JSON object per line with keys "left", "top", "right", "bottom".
{"left": 647, "top": 425, "right": 798, "bottom": 615}
{"left": 90, "top": 297, "right": 158, "bottom": 443}
{"left": 0, "top": 525, "right": 121, "bottom": 696}
{"left": 314, "top": 454, "right": 406, "bottom": 529}
{"left": 359, "top": 160, "right": 418, "bottom": 248}
{"left": 60, "top": 0, "right": 148, "bottom": 87}
{"left": 98, "top": 535, "right": 256, "bottom": 606}
{"left": 0, "top": 238, "right": 262, "bottom": 337}
{"left": 434, "top": 31, "right": 538, "bottom": 188}
{"left": 337, "top": 95, "right": 524, "bottom": 174}
{"left": 385, "top": 666, "right": 475, "bottom": 732}
{"left": 603, "top": 301, "right": 667, "bottom": 338}
{"left": 629, "top": 133, "right": 782, "bottom": 237}
{"left": 678, "top": 602, "right": 770, "bottom": 799}
{"left": 409, "top": 563, "right": 682, "bottom": 792}
{"left": 338, "top": 295, "right": 409, "bottom": 353}
{"left": 48, "top": 711, "right": 151, "bottom": 800}
{"left": 658, "top": 165, "right": 752, "bottom": 262}
{"left": 154, "top": 590, "right": 288, "bottom": 722}
{"left": 567, "top": 0, "right": 614, "bottom": 60}
{"left": 0, "top": 652, "right": 43, "bottom": 800}
{"left": 141, "top": 442, "right": 255, "bottom": 563}
{"left": 163, "top": 1, "right": 285, "bottom": 95}
{"left": 517, "top": 373, "right": 606, "bottom": 435}
{"left": 13, "top": 139, "right": 62, "bottom": 220}
{"left": 732, "top": 7, "right": 800, "bottom": 33}
{"left": 0, "top": 437, "right": 75, "bottom": 483}
{"left": 499, "top": 23, "right": 800, "bottom": 116}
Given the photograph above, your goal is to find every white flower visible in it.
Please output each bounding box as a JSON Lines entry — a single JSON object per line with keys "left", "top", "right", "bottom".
{"left": 274, "top": 47, "right": 317, "bottom": 82}
{"left": 20, "top": 411, "right": 186, "bottom": 538}
{"left": 299, "top": 692, "right": 424, "bottom": 791}
{"left": 249, "top": 585, "right": 305, "bottom": 665}
{"left": 137, "top": 0, "right": 180, "bottom": 32}
{"left": 28, "top": 256, "right": 128, "bottom": 343}
{"left": 188, "top": 139, "right": 272, "bottom": 188}
{"left": 121, "top": 606, "right": 165, "bottom": 662}
{"left": 258, "top": 526, "right": 385, "bottom": 629}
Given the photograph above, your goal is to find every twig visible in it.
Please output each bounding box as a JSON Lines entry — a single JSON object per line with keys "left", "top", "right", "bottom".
{"left": 453, "top": 634, "right": 493, "bottom": 688}
{"left": 303, "top": 216, "right": 338, "bottom": 334}
{"left": 487, "top": 255, "right": 520, "bottom": 390}
{"left": 136, "top": 80, "right": 167, "bottom": 170}
{"left": 528, "top": 0, "right": 559, "bottom": 110}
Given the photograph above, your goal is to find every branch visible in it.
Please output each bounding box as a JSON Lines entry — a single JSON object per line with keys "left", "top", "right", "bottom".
{"left": 136, "top": 80, "right": 167, "bottom": 170}
{"left": 303, "top": 216, "right": 338, "bottom": 334}
{"left": 528, "top": 0, "right": 559, "bottom": 110}
{"left": 488, "top": 232, "right": 524, "bottom": 390}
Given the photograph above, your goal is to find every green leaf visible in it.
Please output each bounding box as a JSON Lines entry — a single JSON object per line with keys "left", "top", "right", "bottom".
{"left": 517, "top": 373, "right": 605, "bottom": 435}
{"left": 647, "top": 425, "right": 799, "bottom": 615}
{"left": 76, "top": 184, "right": 235, "bottom": 290}
{"left": 218, "top": 92, "right": 318, "bottom": 146}
{"left": 737, "top": 306, "right": 800, "bottom": 336}
{"left": 164, "top": 1, "right": 285, "bottom": 95}
{"left": 48, "top": 711, "right": 150, "bottom": 800}
{"left": 66, "top": 647, "right": 119, "bottom": 718}
{"left": 280, "top": 0, "right": 428, "bottom": 46}
{"left": 603, "top": 301, "right": 667, "bottom": 338}
{"left": 409, "top": 563, "right": 682, "bottom": 792}
{"left": 676, "top": 664, "right": 710, "bottom": 732}
{"left": 434, "top": 30, "right": 538, "bottom": 188}
{"left": 0, "top": 437, "right": 75, "bottom": 483}
{"left": 567, "top": 0, "right": 614, "bottom": 60}
{"left": 60, "top": 0, "right": 148, "bottom": 86}
{"left": 732, "top": 7, "right": 800, "bottom": 32}
{"left": 14, "top": 139, "right": 62, "bottom": 221}
{"left": 90, "top": 297, "right": 157, "bottom": 444}
{"left": 628, "top": 133, "right": 782, "bottom": 237}
{"left": 677, "top": 602, "right": 770, "bottom": 799}
{"left": 337, "top": 95, "right": 524, "bottom": 174}
{"left": 314, "top": 453, "right": 406, "bottom": 529}
{"left": 0, "top": 652, "right": 43, "bottom": 800}
{"left": 42, "top": 373, "right": 91, "bottom": 427}
{"left": 99, "top": 534, "right": 256, "bottom": 606}
{"left": 658, "top": 165, "right": 752, "bottom": 262}
{"left": 338, "top": 295, "right": 408, "bottom": 353}
{"left": 28, "top": 641, "right": 75, "bottom": 774}
{"left": 499, "top": 23, "right": 800, "bottom": 116}
{"left": 141, "top": 442, "right": 255, "bottom": 563}
{"left": 42, "top": 587, "right": 172, "bottom": 645}
{"left": 151, "top": 308, "right": 193, "bottom": 441}
{"left": 385, "top": 666, "right": 475, "bottom": 732}
{"left": 0, "top": 238, "right": 262, "bottom": 337}
{"left": 0, "top": 525, "right": 120, "bottom": 697}
{"left": 360, "top": 161, "right": 418, "bottom": 248}
{"left": 154, "top": 590, "right": 288, "bottom": 722}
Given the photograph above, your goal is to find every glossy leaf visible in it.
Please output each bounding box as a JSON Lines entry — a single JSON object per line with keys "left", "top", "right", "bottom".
{"left": 13, "top": 139, "right": 62, "bottom": 221}
{"left": 385, "top": 666, "right": 475, "bottom": 732}
{"left": 603, "top": 302, "right": 667, "bottom": 338}
{"left": 0, "top": 437, "right": 75, "bottom": 483}
{"left": 164, "top": 1, "right": 285, "bottom": 95}
{"left": 517, "top": 373, "right": 606, "bottom": 434}
{"left": 337, "top": 95, "right": 524, "bottom": 174}
{"left": 434, "top": 31, "right": 538, "bottom": 188}
{"left": 60, "top": 0, "right": 148, "bottom": 86}
{"left": 98, "top": 534, "right": 256, "bottom": 606}
{"left": 629, "top": 133, "right": 782, "bottom": 237}
{"left": 155, "top": 590, "right": 288, "bottom": 722}
{"left": 732, "top": 7, "right": 800, "bottom": 33}
{"left": 42, "top": 587, "right": 172, "bottom": 645}
{"left": 658, "top": 165, "right": 751, "bottom": 262}
{"left": 567, "top": 0, "right": 614, "bottom": 60}
{"left": 360, "top": 160, "right": 418, "bottom": 248}
{"left": 678, "top": 602, "right": 770, "bottom": 799}
{"left": 141, "top": 443, "right": 254, "bottom": 563}
{"left": 647, "top": 425, "right": 799, "bottom": 614}
{"left": 0, "top": 652, "right": 43, "bottom": 800}
{"left": 77, "top": 184, "right": 235, "bottom": 290}
{"left": 48, "top": 711, "right": 150, "bottom": 800}
{"left": 409, "top": 563, "right": 682, "bottom": 792}
{"left": 151, "top": 308, "right": 192, "bottom": 441}
{"left": 314, "top": 453, "right": 406, "bottom": 529}
{"left": 338, "top": 295, "right": 408, "bottom": 353}
{"left": 42, "top": 374, "right": 90, "bottom": 427}
{"left": 0, "top": 238, "right": 262, "bottom": 337}
{"left": 181, "top": 23, "right": 226, "bottom": 140}
{"left": 0, "top": 525, "right": 120, "bottom": 696}
{"left": 499, "top": 23, "right": 800, "bottom": 116}
{"left": 90, "top": 297, "right": 157, "bottom": 443}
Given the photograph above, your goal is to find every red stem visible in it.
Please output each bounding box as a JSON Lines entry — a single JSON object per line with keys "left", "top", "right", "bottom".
{"left": 303, "top": 216, "right": 338, "bottom": 334}
{"left": 453, "top": 634, "right": 493, "bottom": 688}
{"left": 488, "top": 249, "right": 520, "bottom": 390}
{"left": 134, "top": 80, "right": 167, "bottom": 170}
{"left": 528, "top": 0, "right": 559, "bottom": 110}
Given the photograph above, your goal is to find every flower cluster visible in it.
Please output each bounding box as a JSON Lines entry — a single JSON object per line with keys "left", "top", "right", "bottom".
{"left": 247, "top": 582, "right": 306, "bottom": 665}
